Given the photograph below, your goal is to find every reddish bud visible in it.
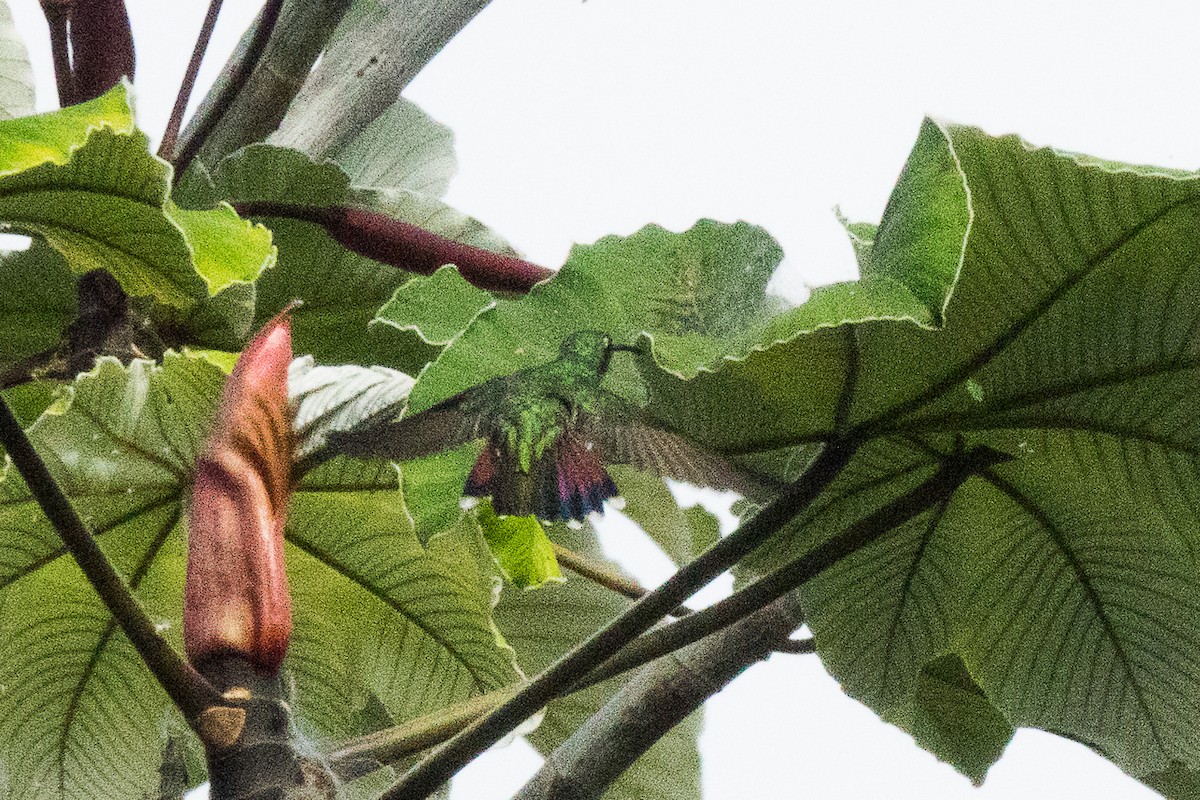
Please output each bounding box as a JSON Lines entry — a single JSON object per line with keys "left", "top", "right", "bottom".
{"left": 185, "top": 308, "right": 295, "bottom": 674}
{"left": 69, "top": 0, "right": 135, "bottom": 102}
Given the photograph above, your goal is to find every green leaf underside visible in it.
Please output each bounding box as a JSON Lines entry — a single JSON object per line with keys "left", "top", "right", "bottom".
{"left": 0, "top": 0, "right": 35, "bottom": 121}
{"left": 696, "top": 119, "right": 1200, "bottom": 778}
{"left": 493, "top": 527, "right": 702, "bottom": 800}
{"left": 0, "top": 85, "right": 273, "bottom": 307}
{"left": 0, "top": 355, "right": 516, "bottom": 797}
{"left": 329, "top": 96, "right": 457, "bottom": 197}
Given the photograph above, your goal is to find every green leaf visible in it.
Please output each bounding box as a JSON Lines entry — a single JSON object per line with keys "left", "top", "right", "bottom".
{"left": 0, "top": 0, "right": 34, "bottom": 120}
{"left": 948, "top": 454, "right": 1200, "bottom": 776}
{"left": 0, "top": 355, "right": 518, "bottom": 797}
{"left": 214, "top": 145, "right": 513, "bottom": 373}
{"left": 0, "top": 81, "right": 133, "bottom": 176}
{"left": 391, "top": 220, "right": 785, "bottom": 419}
{"left": 373, "top": 264, "right": 494, "bottom": 346}
{"left": 0, "top": 85, "right": 274, "bottom": 307}
{"left": 904, "top": 655, "right": 1013, "bottom": 784}
{"left": 476, "top": 503, "right": 562, "bottom": 589}
{"left": 493, "top": 527, "right": 702, "bottom": 800}
{"left": 330, "top": 96, "right": 456, "bottom": 196}
{"left": 0, "top": 243, "right": 75, "bottom": 372}
{"left": 714, "top": 119, "right": 1200, "bottom": 779}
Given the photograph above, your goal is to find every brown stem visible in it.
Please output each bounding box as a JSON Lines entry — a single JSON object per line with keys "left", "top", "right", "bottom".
{"left": 68, "top": 0, "right": 135, "bottom": 102}
{"left": 0, "top": 396, "right": 224, "bottom": 724}
{"left": 41, "top": 1, "right": 75, "bottom": 106}
{"left": 159, "top": 0, "right": 224, "bottom": 160}
{"left": 170, "top": 0, "right": 284, "bottom": 176}
{"left": 235, "top": 201, "right": 555, "bottom": 294}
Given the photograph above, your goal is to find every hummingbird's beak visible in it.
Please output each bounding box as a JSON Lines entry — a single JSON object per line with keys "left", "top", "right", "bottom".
{"left": 607, "top": 343, "right": 643, "bottom": 355}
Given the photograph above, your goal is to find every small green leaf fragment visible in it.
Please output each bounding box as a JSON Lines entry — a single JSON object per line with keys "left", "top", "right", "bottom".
{"left": 477, "top": 503, "right": 563, "bottom": 589}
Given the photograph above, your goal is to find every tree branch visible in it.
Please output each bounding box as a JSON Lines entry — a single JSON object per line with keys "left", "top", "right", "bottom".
{"left": 170, "top": 0, "right": 286, "bottom": 178}
{"left": 269, "top": 0, "right": 494, "bottom": 158}
{"left": 172, "top": 0, "right": 357, "bottom": 177}
{"left": 515, "top": 595, "right": 805, "bottom": 800}
{"left": 0, "top": 397, "right": 223, "bottom": 723}
{"left": 379, "top": 439, "right": 860, "bottom": 800}
{"left": 158, "top": 0, "right": 224, "bottom": 161}
{"left": 578, "top": 445, "right": 1008, "bottom": 689}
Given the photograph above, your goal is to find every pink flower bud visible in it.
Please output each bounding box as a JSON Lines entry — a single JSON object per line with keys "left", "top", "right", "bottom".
{"left": 184, "top": 308, "right": 294, "bottom": 674}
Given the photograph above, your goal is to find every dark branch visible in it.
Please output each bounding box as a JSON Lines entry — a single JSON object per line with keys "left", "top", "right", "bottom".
{"left": 159, "top": 0, "right": 224, "bottom": 160}
{"left": 0, "top": 397, "right": 223, "bottom": 723}
{"left": 170, "top": 0, "right": 285, "bottom": 177}
{"left": 379, "top": 440, "right": 860, "bottom": 800}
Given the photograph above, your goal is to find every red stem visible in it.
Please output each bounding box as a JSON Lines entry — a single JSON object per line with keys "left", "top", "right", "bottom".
{"left": 235, "top": 201, "right": 555, "bottom": 294}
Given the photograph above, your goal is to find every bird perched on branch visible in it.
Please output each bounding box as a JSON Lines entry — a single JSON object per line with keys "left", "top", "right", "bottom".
{"left": 328, "top": 330, "right": 769, "bottom": 522}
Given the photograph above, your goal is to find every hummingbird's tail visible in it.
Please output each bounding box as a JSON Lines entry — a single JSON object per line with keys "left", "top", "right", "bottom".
{"left": 465, "top": 434, "right": 619, "bottom": 522}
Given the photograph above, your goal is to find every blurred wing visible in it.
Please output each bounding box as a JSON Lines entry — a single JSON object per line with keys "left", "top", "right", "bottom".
{"left": 587, "top": 398, "right": 776, "bottom": 501}
{"left": 325, "top": 389, "right": 486, "bottom": 461}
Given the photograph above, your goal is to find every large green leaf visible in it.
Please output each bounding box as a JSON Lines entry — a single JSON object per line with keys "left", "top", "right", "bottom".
{"left": 0, "top": 354, "right": 518, "bottom": 798}
{"left": 492, "top": 527, "right": 702, "bottom": 800}
{"left": 0, "top": 85, "right": 274, "bottom": 307}
{"left": 686, "top": 119, "right": 1200, "bottom": 780}
{"left": 393, "top": 220, "right": 788, "bottom": 421}
{"left": 0, "top": 0, "right": 34, "bottom": 120}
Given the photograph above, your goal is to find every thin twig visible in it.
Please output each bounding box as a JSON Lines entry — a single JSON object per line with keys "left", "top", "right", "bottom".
{"left": 328, "top": 687, "right": 521, "bottom": 781}
{"left": 0, "top": 397, "right": 223, "bottom": 723}
{"left": 379, "top": 440, "right": 860, "bottom": 800}
{"left": 170, "top": 0, "right": 285, "bottom": 177}
{"left": 552, "top": 542, "right": 693, "bottom": 616}
{"left": 159, "top": 0, "right": 224, "bottom": 160}
{"left": 575, "top": 445, "right": 1009, "bottom": 690}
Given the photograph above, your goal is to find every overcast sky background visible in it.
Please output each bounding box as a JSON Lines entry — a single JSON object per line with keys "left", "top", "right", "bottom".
{"left": 7, "top": 1, "right": 1195, "bottom": 797}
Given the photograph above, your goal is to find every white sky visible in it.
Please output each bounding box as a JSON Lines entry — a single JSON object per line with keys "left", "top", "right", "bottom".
{"left": 7, "top": 0, "right": 1191, "bottom": 797}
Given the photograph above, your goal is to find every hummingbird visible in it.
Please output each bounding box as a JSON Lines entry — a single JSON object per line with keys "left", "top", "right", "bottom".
{"left": 325, "top": 330, "right": 768, "bottom": 522}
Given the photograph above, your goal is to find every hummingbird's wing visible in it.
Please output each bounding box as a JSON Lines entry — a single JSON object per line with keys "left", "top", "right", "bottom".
{"left": 325, "top": 388, "right": 487, "bottom": 461}
{"left": 586, "top": 395, "right": 777, "bottom": 501}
